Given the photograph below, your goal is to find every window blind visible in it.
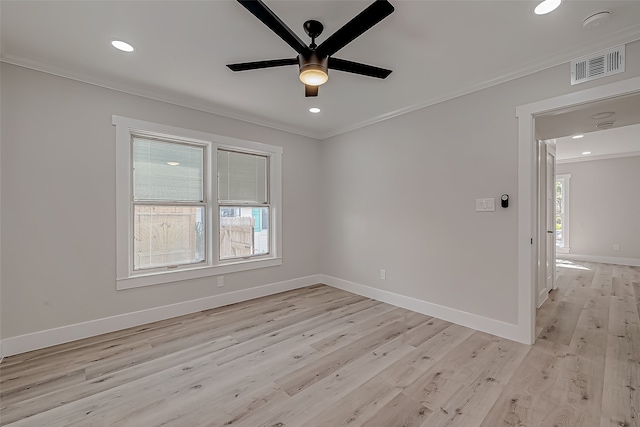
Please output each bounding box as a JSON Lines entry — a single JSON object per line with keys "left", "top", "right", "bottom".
{"left": 218, "top": 150, "right": 268, "bottom": 204}
{"left": 133, "top": 137, "right": 203, "bottom": 202}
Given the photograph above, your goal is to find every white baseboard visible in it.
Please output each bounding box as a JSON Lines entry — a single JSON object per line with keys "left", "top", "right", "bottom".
{"left": 1, "top": 272, "right": 534, "bottom": 358}
{"left": 558, "top": 253, "right": 640, "bottom": 267}
{"left": 319, "top": 275, "right": 526, "bottom": 344}
{"left": 0, "top": 275, "right": 321, "bottom": 358}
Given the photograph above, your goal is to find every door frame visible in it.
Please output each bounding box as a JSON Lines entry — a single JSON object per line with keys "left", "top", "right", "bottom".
{"left": 515, "top": 75, "right": 640, "bottom": 345}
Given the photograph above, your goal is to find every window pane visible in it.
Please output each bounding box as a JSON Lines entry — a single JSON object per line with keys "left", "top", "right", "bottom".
{"left": 133, "top": 138, "right": 203, "bottom": 201}
{"left": 219, "top": 206, "right": 269, "bottom": 260}
{"left": 218, "top": 150, "right": 267, "bottom": 204}
{"left": 134, "top": 205, "right": 205, "bottom": 270}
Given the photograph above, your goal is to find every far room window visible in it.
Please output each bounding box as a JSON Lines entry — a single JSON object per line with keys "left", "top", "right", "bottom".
{"left": 114, "top": 116, "right": 283, "bottom": 290}
{"left": 555, "top": 174, "right": 571, "bottom": 253}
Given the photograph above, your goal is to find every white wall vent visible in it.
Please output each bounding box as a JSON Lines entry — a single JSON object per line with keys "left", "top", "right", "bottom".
{"left": 571, "top": 45, "right": 625, "bottom": 85}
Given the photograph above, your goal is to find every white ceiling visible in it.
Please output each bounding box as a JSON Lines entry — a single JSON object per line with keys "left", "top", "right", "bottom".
{"left": 536, "top": 91, "right": 640, "bottom": 162}
{"left": 536, "top": 91, "right": 640, "bottom": 140}
{"left": 555, "top": 123, "right": 640, "bottom": 162}
{"left": 2, "top": 0, "right": 640, "bottom": 139}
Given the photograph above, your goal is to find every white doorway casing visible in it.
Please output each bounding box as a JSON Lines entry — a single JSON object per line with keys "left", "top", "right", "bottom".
{"left": 516, "top": 75, "right": 640, "bottom": 345}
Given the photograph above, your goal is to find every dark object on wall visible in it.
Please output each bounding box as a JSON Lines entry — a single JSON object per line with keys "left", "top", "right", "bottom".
{"left": 501, "top": 194, "right": 509, "bottom": 208}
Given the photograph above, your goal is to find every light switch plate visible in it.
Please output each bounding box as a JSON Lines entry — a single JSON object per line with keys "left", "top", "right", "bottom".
{"left": 476, "top": 198, "right": 495, "bottom": 212}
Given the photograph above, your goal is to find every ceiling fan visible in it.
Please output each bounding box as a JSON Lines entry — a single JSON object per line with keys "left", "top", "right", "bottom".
{"left": 227, "top": 0, "right": 394, "bottom": 97}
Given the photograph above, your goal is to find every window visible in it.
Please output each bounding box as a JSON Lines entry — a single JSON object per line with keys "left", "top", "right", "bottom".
{"left": 217, "top": 149, "right": 269, "bottom": 260}
{"left": 555, "top": 174, "right": 571, "bottom": 253}
{"left": 133, "top": 138, "right": 205, "bottom": 271}
{"left": 114, "top": 116, "right": 282, "bottom": 290}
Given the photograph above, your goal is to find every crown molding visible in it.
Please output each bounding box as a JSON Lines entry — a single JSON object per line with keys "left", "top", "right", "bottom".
{"left": 0, "top": 54, "right": 323, "bottom": 141}
{"left": 318, "top": 26, "right": 640, "bottom": 140}
{"left": 3, "top": 23, "right": 639, "bottom": 142}
{"left": 556, "top": 150, "right": 640, "bottom": 164}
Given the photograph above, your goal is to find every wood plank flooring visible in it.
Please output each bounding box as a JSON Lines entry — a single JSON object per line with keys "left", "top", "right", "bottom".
{"left": 1, "top": 260, "right": 638, "bottom": 426}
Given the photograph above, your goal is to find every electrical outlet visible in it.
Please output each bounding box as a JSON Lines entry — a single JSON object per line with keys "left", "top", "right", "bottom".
{"left": 217, "top": 276, "right": 224, "bottom": 287}
{"left": 380, "top": 270, "right": 386, "bottom": 280}
{"left": 613, "top": 244, "right": 620, "bottom": 252}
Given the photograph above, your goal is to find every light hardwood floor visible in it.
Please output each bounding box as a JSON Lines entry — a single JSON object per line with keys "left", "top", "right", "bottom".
{"left": 1, "top": 260, "right": 638, "bottom": 426}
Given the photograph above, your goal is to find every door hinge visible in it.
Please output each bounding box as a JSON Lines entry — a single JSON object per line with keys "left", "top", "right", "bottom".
{"left": 531, "top": 238, "right": 533, "bottom": 244}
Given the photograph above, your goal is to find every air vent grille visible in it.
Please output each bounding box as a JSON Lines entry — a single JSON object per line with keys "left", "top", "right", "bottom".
{"left": 596, "top": 121, "right": 615, "bottom": 130}
{"left": 571, "top": 45, "right": 625, "bottom": 85}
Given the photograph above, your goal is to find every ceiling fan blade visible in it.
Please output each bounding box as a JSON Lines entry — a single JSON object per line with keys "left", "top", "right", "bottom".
{"left": 237, "top": 0, "right": 311, "bottom": 56}
{"left": 328, "top": 58, "right": 392, "bottom": 79}
{"left": 305, "top": 85, "right": 318, "bottom": 97}
{"left": 227, "top": 58, "right": 299, "bottom": 72}
{"left": 316, "top": 0, "right": 394, "bottom": 58}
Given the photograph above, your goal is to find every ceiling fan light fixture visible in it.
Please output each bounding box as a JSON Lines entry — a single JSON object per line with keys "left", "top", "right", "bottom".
{"left": 300, "top": 68, "right": 328, "bottom": 86}
{"left": 299, "top": 54, "right": 329, "bottom": 86}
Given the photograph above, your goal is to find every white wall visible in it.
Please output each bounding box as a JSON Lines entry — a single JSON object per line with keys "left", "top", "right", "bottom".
{"left": 0, "top": 64, "right": 322, "bottom": 340}
{"left": 2, "top": 40, "right": 640, "bottom": 349}
{"left": 556, "top": 156, "right": 640, "bottom": 261}
{"left": 320, "top": 40, "right": 640, "bottom": 325}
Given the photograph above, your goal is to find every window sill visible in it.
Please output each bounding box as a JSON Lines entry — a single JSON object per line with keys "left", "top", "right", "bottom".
{"left": 116, "top": 257, "right": 282, "bottom": 290}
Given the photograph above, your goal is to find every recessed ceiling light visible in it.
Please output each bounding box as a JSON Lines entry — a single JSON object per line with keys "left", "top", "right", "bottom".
{"left": 572, "top": 135, "right": 584, "bottom": 139}
{"left": 309, "top": 107, "right": 321, "bottom": 113}
{"left": 534, "top": 0, "right": 561, "bottom": 15}
{"left": 167, "top": 161, "right": 180, "bottom": 166}
{"left": 582, "top": 151, "right": 591, "bottom": 155}
{"left": 111, "top": 40, "right": 134, "bottom": 52}
{"left": 591, "top": 112, "right": 615, "bottom": 120}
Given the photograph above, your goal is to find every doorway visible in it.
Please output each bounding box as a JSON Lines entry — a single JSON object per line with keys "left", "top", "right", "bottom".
{"left": 515, "top": 75, "right": 640, "bottom": 345}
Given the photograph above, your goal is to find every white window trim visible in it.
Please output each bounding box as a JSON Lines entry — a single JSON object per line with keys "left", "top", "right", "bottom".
{"left": 114, "top": 116, "right": 282, "bottom": 290}
{"left": 556, "top": 174, "right": 571, "bottom": 253}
